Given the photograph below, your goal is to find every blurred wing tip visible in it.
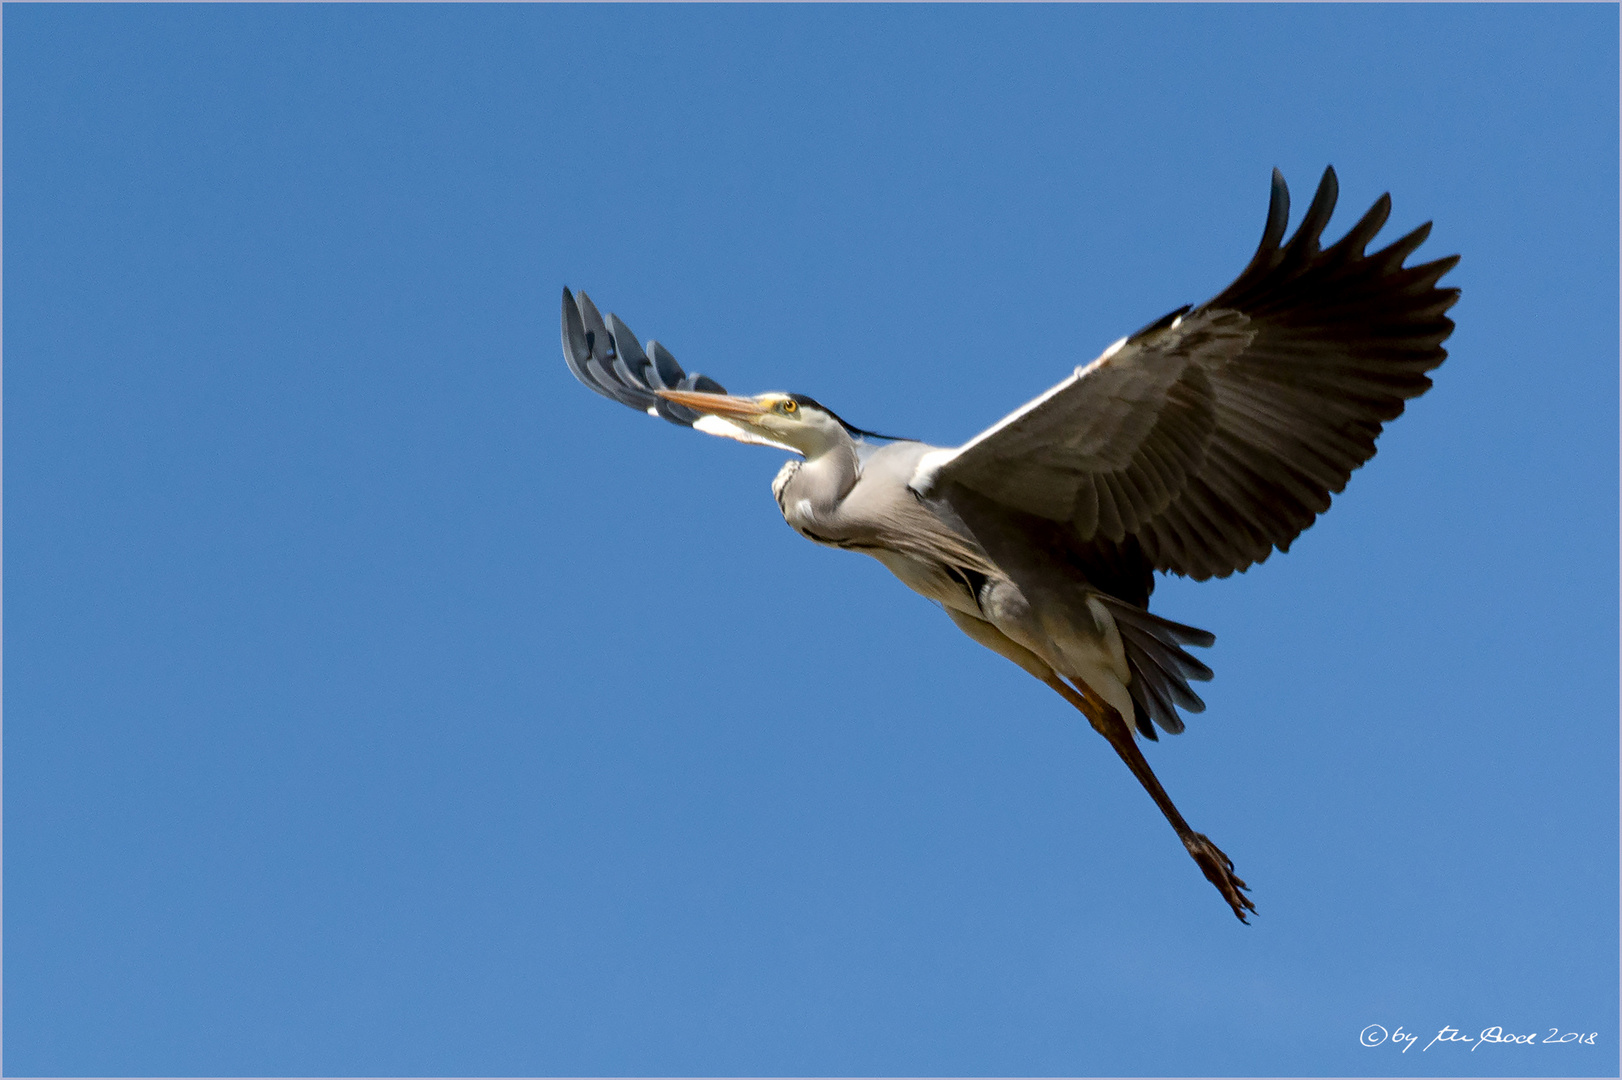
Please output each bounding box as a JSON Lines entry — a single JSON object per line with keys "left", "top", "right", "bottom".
{"left": 556, "top": 288, "right": 716, "bottom": 428}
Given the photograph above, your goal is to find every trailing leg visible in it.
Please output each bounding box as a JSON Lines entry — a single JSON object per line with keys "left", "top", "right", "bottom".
{"left": 1043, "top": 675, "right": 1255, "bottom": 923}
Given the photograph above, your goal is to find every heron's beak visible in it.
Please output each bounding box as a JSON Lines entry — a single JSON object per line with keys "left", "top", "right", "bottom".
{"left": 655, "top": 389, "right": 769, "bottom": 419}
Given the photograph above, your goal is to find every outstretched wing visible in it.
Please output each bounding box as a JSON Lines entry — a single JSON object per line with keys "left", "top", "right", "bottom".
{"left": 916, "top": 167, "right": 1460, "bottom": 581}
{"left": 561, "top": 287, "right": 728, "bottom": 426}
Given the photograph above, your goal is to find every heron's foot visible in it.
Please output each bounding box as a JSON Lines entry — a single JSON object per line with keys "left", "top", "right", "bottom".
{"left": 1183, "top": 832, "right": 1255, "bottom": 923}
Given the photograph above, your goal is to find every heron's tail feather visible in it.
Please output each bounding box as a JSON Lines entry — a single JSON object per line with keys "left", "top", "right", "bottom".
{"left": 1096, "top": 597, "right": 1215, "bottom": 740}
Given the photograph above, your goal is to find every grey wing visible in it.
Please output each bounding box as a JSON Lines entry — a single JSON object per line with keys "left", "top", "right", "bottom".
{"left": 561, "top": 287, "right": 727, "bottom": 425}
{"left": 915, "top": 166, "right": 1460, "bottom": 580}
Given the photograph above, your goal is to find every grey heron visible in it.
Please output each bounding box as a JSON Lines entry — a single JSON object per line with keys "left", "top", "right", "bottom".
{"left": 558, "top": 167, "right": 1458, "bottom": 922}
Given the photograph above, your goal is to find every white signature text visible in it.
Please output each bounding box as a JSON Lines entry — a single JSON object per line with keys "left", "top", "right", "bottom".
{"left": 1360, "top": 1024, "right": 1599, "bottom": 1052}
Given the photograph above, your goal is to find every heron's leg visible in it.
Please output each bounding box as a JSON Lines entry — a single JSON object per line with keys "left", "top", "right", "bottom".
{"left": 1042, "top": 675, "right": 1256, "bottom": 923}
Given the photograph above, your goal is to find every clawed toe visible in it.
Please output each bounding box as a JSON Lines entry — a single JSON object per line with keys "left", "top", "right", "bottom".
{"left": 1184, "top": 832, "right": 1256, "bottom": 923}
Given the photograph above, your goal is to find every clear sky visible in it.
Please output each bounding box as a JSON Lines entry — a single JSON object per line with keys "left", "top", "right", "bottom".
{"left": 6, "top": 4, "right": 1617, "bottom": 1077}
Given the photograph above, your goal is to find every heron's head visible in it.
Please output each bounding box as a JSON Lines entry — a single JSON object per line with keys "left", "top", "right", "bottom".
{"left": 656, "top": 389, "right": 876, "bottom": 457}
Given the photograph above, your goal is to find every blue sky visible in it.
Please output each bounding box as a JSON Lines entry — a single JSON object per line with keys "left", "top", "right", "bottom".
{"left": 5, "top": 4, "right": 1617, "bottom": 1076}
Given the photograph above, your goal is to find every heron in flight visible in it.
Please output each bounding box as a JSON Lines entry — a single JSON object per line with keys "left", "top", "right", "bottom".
{"left": 559, "top": 167, "right": 1458, "bottom": 922}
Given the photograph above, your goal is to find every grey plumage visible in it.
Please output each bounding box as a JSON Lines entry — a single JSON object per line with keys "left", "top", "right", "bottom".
{"left": 556, "top": 167, "right": 1459, "bottom": 923}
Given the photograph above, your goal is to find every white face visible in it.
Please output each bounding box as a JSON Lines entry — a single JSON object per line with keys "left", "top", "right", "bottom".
{"left": 690, "top": 413, "right": 800, "bottom": 453}
{"left": 657, "top": 391, "right": 847, "bottom": 458}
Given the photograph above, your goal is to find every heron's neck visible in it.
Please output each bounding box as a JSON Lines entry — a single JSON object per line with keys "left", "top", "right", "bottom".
{"left": 801, "top": 437, "right": 860, "bottom": 503}
{"left": 781, "top": 434, "right": 860, "bottom": 523}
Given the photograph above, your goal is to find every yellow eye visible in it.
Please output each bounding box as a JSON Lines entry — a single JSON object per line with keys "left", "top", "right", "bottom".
{"left": 781, "top": 399, "right": 798, "bottom": 414}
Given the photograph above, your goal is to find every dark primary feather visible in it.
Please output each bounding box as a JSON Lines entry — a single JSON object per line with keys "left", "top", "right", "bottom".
{"left": 930, "top": 166, "right": 1460, "bottom": 581}
{"left": 561, "top": 287, "right": 726, "bottom": 425}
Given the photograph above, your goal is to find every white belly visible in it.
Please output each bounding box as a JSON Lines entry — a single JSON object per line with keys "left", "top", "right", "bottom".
{"left": 868, "top": 549, "right": 978, "bottom": 615}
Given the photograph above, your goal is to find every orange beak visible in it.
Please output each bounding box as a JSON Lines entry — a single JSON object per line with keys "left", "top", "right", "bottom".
{"left": 655, "top": 389, "right": 769, "bottom": 419}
